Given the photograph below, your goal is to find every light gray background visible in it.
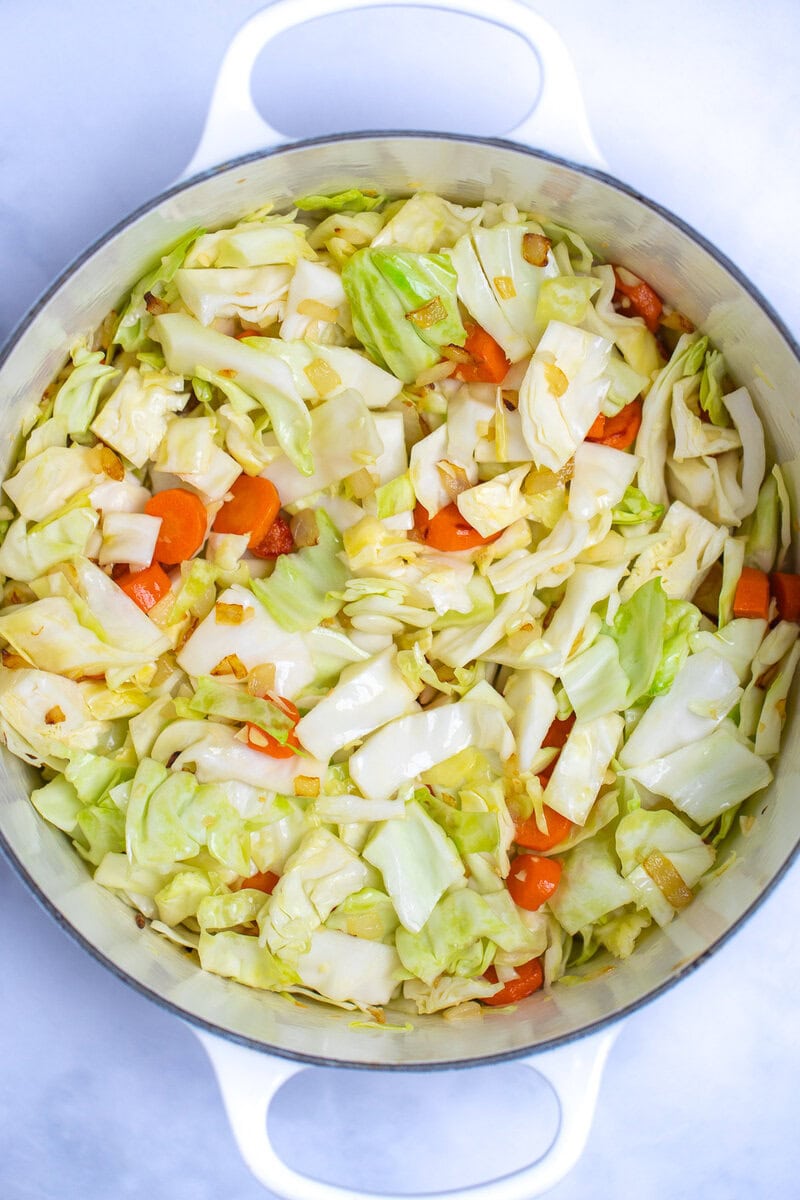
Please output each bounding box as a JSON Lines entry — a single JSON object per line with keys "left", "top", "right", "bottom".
{"left": 1, "top": 1, "right": 799, "bottom": 1197}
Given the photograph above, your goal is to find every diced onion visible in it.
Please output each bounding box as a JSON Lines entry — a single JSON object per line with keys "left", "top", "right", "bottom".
{"left": 44, "top": 705, "right": 66, "bottom": 725}
{"left": 210, "top": 653, "right": 248, "bottom": 680}
{"left": 493, "top": 275, "right": 516, "bottom": 299}
{"left": 442, "top": 1001, "right": 483, "bottom": 1022}
{"left": 1, "top": 650, "right": 29, "bottom": 669}
{"left": 436, "top": 459, "right": 472, "bottom": 500}
{"left": 289, "top": 507, "right": 321, "bottom": 545}
{"left": 414, "top": 361, "right": 457, "bottom": 387}
{"left": 144, "top": 291, "right": 169, "bottom": 316}
{"left": 345, "top": 911, "right": 386, "bottom": 939}
{"left": 248, "top": 662, "right": 277, "bottom": 697}
{"left": 643, "top": 850, "right": 693, "bottom": 909}
{"left": 304, "top": 358, "right": 342, "bottom": 397}
{"left": 294, "top": 775, "right": 320, "bottom": 798}
{"left": 441, "top": 344, "right": 472, "bottom": 364}
{"left": 215, "top": 602, "right": 253, "bottom": 625}
{"left": 522, "top": 232, "right": 551, "bottom": 267}
{"left": 297, "top": 298, "right": 339, "bottom": 323}
{"left": 89, "top": 444, "right": 125, "bottom": 481}
{"left": 406, "top": 296, "right": 448, "bottom": 328}
{"left": 543, "top": 362, "right": 568, "bottom": 398}
{"left": 524, "top": 461, "right": 573, "bottom": 495}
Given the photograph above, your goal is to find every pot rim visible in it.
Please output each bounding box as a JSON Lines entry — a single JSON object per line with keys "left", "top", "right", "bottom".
{"left": 1, "top": 129, "right": 799, "bottom": 1071}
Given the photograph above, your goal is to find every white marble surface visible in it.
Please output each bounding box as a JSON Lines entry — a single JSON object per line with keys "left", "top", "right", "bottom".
{"left": 1, "top": 1, "right": 799, "bottom": 1196}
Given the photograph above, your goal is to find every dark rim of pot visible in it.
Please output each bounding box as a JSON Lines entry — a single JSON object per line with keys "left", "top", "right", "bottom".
{"left": 1, "top": 130, "right": 799, "bottom": 1072}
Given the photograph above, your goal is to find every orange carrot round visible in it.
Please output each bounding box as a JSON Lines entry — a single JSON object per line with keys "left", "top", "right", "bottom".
{"left": 482, "top": 958, "right": 544, "bottom": 1006}
{"left": 413, "top": 501, "right": 501, "bottom": 552}
{"left": 238, "top": 870, "right": 279, "bottom": 894}
{"left": 249, "top": 513, "right": 294, "bottom": 559}
{"left": 213, "top": 476, "right": 280, "bottom": 549}
{"left": 453, "top": 324, "right": 510, "bottom": 384}
{"left": 733, "top": 566, "right": 771, "bottom": 620}
{"left": 116, "top": 562, "right": 171, "bottom": 613}
{"left": 507, "top": 853, "right": 563, "bottom": 911}
{"left": 613, "top": 267, "right": 663, "bottom": 332}
{"left": 535, "top": 712, "right": 576, "bottom": 787}
{"left": 586, "top": 399, "right": 642, "bottom": 451}
{"left": 246, "top": 697, "right": 301, "bottom": 760}
{"left": 145, "top": 488, "right": 208, "bottom": 564}
{"left": 770, "top": 572, "right": 800, "bottom": 621}
{"left": 514, "top": 806, "right": 573, "bottom": 852}
{"left": 585, "top": 413, "right": 606, "bottom": 440}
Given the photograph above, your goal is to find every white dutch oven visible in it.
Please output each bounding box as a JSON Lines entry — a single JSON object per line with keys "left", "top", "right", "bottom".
{"left": 1, "top": 1, "right": 799, "bottom": 1197}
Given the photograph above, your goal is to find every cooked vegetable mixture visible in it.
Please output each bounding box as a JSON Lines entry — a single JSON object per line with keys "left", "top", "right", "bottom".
{"left": 0, "top": 189, "right": 796, "bottom": 1015}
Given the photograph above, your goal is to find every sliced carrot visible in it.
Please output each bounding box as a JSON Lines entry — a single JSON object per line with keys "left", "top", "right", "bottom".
{"left": 514, "top": 806, "right": 573, "bottom": 852}
{"left": 586, "top": 399, "right": 642, "bottom": 451}
{"left": 536, "top": 712, "right": 577, "bottom": 787}
{"left": 144, "top": 488, "right": 208, "bottom": 564}
{"left": 613, "top": 267, "right": 663, "bottom": 332}
{"left": 453, "top": 324, "right": 510, "bottom": 384}
{"left": 116, "top": 562, "right": 171, "bottom": 613}
{"left": 542, "top": 713, "right": 576, "bottom": 750}
{"left": 482, "top": 958, "right": 544, "bottom": 1006}
{"left": 238, "top": 870, "right": 279, "bottom": 894}
{"left": 413, "top": 502, "right": 501, "bottom": 552}
{"left": 246, "top": 697, "right": 301, "bottom": 760}
{"left": 770, "top": 572, "right": 800, "bottom": 622}
{"left": 733, "top": 566, "right": 770, "bottom": 620}
{"left": 507, "top": 854, "right": 562, "bottom": 911}
{"left": 250, "top": 513, "right": 294, "bottom": 559}
{"left": 586, "top": 413, "right": 606, "bottom": 440}
{"left": 213, "top": 476, "right": 280, "bottom": 549}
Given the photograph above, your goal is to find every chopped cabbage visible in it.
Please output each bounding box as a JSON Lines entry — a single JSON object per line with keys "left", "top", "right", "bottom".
{"left": 91, "top": 368, "right": 189, "bottom": 470}
{"left": 175, "top": 266, "right": 291, "bottom": 327}
{"left": 349, "top": 693, "right": 514, "bottom": 804}
{"left": 363, "top": 799, "right": 464, "bottom": 932}
{"left": 519, "top": 322, "right": 613, "bottom": 471}
{"left": 0, "top": 188, "right": 790, "bottom": 1017}
{"left": 295, "top": 648, "right": 418, "bottom": 760}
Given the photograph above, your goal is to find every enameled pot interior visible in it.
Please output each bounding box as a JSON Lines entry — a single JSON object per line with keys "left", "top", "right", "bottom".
{"left": 1, "top": 134, "right": 799, "bottom": 1068}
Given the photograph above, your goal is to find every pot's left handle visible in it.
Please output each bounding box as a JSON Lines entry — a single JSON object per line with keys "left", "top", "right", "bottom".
{"left": 182, "top": 0, "right": 604, "bottom": 180}
{"left": 194, "top": 1023, "right": 619, "bottom": 1200}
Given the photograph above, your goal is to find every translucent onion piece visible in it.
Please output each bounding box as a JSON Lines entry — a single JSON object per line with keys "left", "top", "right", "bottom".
{"left": 441, "top": 344, "right": 472, "bottom": 364}
{"left": 344, "top": 469, "right": 377, "bottom": 501}
{"left": 437, "top": 459, "right": 472, "bottom": 500}
{"left": 406, "top": 296, "right": 448, "bottom": 328}
{"left": 524, "top": 460, "right": 573, "bottom": 495}
{"left": 544, "top": 362, "right": 569, "bottom": 398}
{"left": 289, "top": 507, "right": 321, "bottom": 545}
{"left": 89, "top": 444, "right": 125, "bottom": 480}
{"left": 297, "top": 298, "right": 339, "bottom": 323}
{"left": 210, "top": 652, "right": 248, "bottom": 679}
{"left": 304, "top": 358, "right": 342, "bottom": 398}
{"left": 294, "top": 775, "right": 321, "bottom": 797}
{"left": 493, "top": 275, "right": 516, "bottom": 299}
{"left": 214, "top": 602, "right": 253, "bottom": 625}
{"left": 643, "top": 850, "right": 693, "bottom": 909}
{"left": 522, "top": 232, "right": 551, "bottom": 267}
{"left": 247, "top": 662, "right": 277, "bottom": 696}
{"left": 415, "top": 361, "right": 457, "bottom": 386}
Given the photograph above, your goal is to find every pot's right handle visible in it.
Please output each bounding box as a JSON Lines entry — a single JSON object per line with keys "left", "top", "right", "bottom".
{"left": 195, "top": 1023, "right": 619, "bottom": 1200}
{"left": 183, "top": 0, "right": 605, "bottom": 180}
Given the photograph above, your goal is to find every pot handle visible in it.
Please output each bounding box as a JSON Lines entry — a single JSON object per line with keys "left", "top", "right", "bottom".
{"left": 194, "top": 1022, "right": 619, "bottom": 1200}
{"left": 182, "top": 0, "right": 604, "bottom": 179}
